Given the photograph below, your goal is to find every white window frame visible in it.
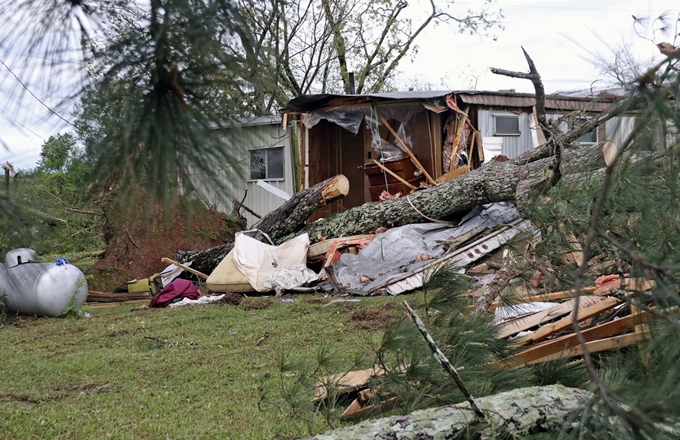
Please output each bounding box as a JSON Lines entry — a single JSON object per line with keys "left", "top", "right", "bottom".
{"left": 493, "top": 114, "right": 521, "bottom": 136}
{"left": 248, "top": 146, "right": 285, "bottom": 182}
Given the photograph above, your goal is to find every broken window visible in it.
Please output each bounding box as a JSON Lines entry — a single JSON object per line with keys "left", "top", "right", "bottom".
{"left": 249, "top": 147, "right": 284, "bottom": 180}
{"left": 575, "top": 118, "right": 598, "bottom": 145}
{"left": 494, "top": 114, "right": 521, "bottom": 136}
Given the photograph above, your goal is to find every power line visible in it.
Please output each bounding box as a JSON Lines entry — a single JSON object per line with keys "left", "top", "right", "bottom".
{"left": 0, "top": 107, "right": 46, "bottom": 141}
{"left": 0, "top": 58, "right": 74, "bottom": 127}
{"left": 0, "top": 51, "right": 85, "bottom": 65}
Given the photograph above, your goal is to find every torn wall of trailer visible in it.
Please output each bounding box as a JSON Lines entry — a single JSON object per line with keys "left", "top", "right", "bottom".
{"left": 282, "top": 90, "right": 636, "bottom": 218}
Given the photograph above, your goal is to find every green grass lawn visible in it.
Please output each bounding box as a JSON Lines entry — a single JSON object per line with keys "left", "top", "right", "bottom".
{"left": 0, "top": 294, "right": 414, "bottom": 439}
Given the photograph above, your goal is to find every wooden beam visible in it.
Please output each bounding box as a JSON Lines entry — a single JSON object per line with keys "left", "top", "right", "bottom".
{"left": 377, "top": 112, "right": 436, "bottom": 185}
{"left": 450, "top": 107, "right": 470, "bottom": 171}
{"left": 160, "top": 257, "right": 209, "bottom": 280}
{"left": 494, "top": 312, "right": 649, "bottom": 369}
{"left": 528, "top": 330, "right": 649, "bottom": 365}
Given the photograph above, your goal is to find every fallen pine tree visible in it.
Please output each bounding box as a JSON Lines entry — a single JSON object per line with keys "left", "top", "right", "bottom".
{"left": 307, "top": 384, "right": 587, "bottom": 439}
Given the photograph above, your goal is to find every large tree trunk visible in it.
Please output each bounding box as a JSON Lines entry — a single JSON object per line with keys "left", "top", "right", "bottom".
{"left": 179, "top": 140, "right": 609, "bottom": 275}
{"left": 176, "top": 175, "right": 349, "bottom": 274}
{"left": 281, "top": 157, "right": 556, "bottom": 243}
{"left": 307, "top": 385, "right": 588, "bottom": 440}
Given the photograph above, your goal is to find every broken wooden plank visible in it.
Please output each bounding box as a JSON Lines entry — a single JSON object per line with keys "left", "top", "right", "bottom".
{"left": 340, "top": 396, "right": 399, "bottom": 421}
{"left": 512, "top": 297, "right": 623, "bottom": 346}
{"left": 496, "top": 296, "right": 602, "bottom": 339}
{"left": 450, "top": 107, "right": 470, "bottom": 170}
{"left": 495, "top": 312, "right": 650, "bottom": 369}
{"left": 313, "top": 367, "right": 387, "bottom": 403}
{"left": 528, "top": 330, "right": 649, "bottom": 365}
{"left": 435, "top": 165, "right": 470, "bottom": 184}
{"left": 86, "top": 291, "right": 151, "bottom": 302}
{"left": 160, "top": 257, "right": 208, "bottom": 280}
{"left": 593, "top": 277, "right": 655, "bottom": 295}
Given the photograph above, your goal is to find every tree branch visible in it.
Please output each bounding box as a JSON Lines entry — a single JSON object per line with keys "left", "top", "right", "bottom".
{"left": 403, "top": 301, "right": 485, "bottom": 420}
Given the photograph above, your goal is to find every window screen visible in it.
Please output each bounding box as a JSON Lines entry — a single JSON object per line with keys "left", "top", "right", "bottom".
{"left": 249, "top": 147, "right": 284, "bottom": 180}
{"left": 494, "top": 115, "right": 520, "bottom": 136}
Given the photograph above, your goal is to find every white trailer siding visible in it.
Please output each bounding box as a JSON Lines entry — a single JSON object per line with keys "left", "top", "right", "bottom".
{"left": 187, "top": 116, "right": 295, "bottom": 227}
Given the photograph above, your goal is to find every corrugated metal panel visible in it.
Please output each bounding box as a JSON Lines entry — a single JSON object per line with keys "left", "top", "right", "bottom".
{"left": 283, "top": 90, "right": 617, "bottom": 112}
{"left": 477, "top": 110, "right": 535, "bottom": 159}
{"left": 459, "top": 94, "right": 612, "bottom": 111}
{"left": 606, "top": 116, "right": 636, "bottom": 147}
{"left": 186, "top": 123, "right": 294, "bottom": 227}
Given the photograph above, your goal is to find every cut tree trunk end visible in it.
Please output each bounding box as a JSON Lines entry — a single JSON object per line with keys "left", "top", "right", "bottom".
{"left": 253, "top": 174, "right": 349, "bottom": 244}
{"left": 307, "top": 385, "right": 589, "bottom": 440}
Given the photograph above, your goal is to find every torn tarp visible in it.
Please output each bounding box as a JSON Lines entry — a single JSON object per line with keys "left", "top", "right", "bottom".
{"left": 331, "top": 203, "right": 537, "bottom": 296}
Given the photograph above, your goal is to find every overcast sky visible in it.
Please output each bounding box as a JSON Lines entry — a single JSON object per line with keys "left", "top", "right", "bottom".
{"left": 0, "top": 0, "right": 678, "bottom": 170}
{"left": 399, "top": 0, "right": 679, "bottom": 92}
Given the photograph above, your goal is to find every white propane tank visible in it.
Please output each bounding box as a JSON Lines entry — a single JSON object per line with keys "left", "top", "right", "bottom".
{"left": 0, "top": 248, "right": 88, "bottom": 316}
{"left": 482, "top": 137, "right": 504, "bottom": 162}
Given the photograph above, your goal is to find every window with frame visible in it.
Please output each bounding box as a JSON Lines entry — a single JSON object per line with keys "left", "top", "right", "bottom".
{"left": 249, "top": 146, "right": 284, "bottom": 180}
{"left": 494, "top": 114, "right": 521, "bottom": 136}
{"left": 575, "top": 118, "right": 598, "bottom": 145}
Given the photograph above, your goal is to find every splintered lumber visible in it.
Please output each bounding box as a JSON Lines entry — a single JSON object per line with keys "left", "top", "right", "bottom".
{"left": 341, "top": 396, "right": 399, "bottom": 421}
{"left": 495, "top": 311, "right": 652, "bottom": 369}
{"left": 307, "top": 385, "right": 588, "bottom": 440}
{"left": 497, "top": 296, "right": 602, "bottom": 339}
{"left": 593, "top": 277, "right": 655, "bottom": 295}
{"left": 512, "top": 297, "right": 623, "bottom": 346}
{"left": 86, "top": 291, "right": 151, "bottom": 303}
{"left": 376, "top": 112, "right": 436, "bottom": 185}
{"left": 528, "top": 331, "right": 649, "bottom": 365}
{"left": 435, "top": 165, "right": 469, "bottom": 184}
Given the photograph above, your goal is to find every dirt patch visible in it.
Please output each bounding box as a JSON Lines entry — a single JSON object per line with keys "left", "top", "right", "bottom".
{"left": 89, "top": 197, "right": 241, "bottom": 292}
{"left": 240, "top": 297, "right": 274, "bottom": 311}
{"left": 0, "top": 394, "right": 38, "bottom": 405}
{"left": 350, "top": 302, "right": 398, "bottom": 331}
{"left": 219, "top": 292, "right": 243, "bottom": 306}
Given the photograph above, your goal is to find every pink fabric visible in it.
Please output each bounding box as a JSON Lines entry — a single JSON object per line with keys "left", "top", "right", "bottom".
{"left": 149, "top": 279, "right": 200, "bottom": 308}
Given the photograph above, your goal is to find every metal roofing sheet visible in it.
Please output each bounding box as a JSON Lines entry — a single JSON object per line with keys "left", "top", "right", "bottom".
{"left": 282, "top": 90, "right": 615, "bottom": 112}
{"left": 457, "top": 93, "right": 612, "bottom": 111}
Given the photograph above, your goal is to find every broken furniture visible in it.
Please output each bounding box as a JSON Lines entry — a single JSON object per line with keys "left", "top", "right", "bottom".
{"left": 364, "top": 156, "right": 426, "bottom": 201}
